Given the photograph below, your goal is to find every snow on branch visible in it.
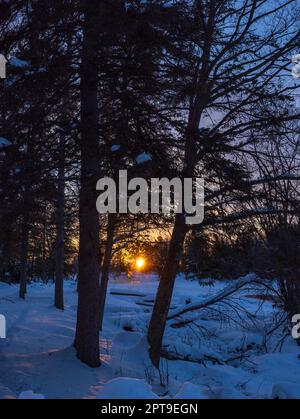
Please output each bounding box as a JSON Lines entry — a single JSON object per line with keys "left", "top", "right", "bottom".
{"left": 251, "top": 173, "right": 300, "bottom": 185}
{"left": 0, "top": 137, "right": 12, "bottom": 148}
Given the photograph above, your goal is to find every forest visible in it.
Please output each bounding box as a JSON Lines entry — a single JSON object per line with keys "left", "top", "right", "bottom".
{"left": 0, "top": 0, "right": 300, "bottom": 400}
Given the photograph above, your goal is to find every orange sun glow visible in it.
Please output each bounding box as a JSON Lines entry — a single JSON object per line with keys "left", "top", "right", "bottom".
{"left": 135, "top": 257, "right": 145, "bottom": 270}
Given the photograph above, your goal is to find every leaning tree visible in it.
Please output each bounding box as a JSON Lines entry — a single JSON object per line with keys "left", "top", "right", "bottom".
{"left": 147, "top": 0, "right": 300, "bottom": 367}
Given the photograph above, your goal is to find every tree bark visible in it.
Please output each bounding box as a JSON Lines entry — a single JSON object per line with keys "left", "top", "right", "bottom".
{"left": 41, "top": 214, "right": 48, "bottom": 283}
{"left": 99, "top": 213, "right": 116, "bottom": 331}
{"left": 0, "top": 221, "right": 12, "bottom": 284}
{"left": 19, "top": 212, "right": 29, "bottom": 299}
{"left": 147, "top": 107, "right": 201, "bottom": 367}
{"left": 54, "top": 138, "right": 65, "bottom": 310}
{"left": 147, "top": 213, "right": 188, "bottom": 368}
{"left": 74, "top": 0, "right": 103, "bottom": 368}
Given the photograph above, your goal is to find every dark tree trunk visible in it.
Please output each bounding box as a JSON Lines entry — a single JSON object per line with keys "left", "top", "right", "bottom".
{"left": 0, "top": 222, "right": 12, "bottom": 283}
{"left": 148, "top": 213, "right": 188, "bottom": 368}
{"left": 74, "top": 0, "right": 103, "bottom": 368}
{"left": 41, "top": 215, "right": 48, "bottom": 283}
{"left": 54, "top": 138, "right": 65, "bottom": 310}
{"left": 99, "top": 213, "right": 116, "bottom": 331}
{"left": 19, "top": 212, "right": 29, "bottom": 299}
{"left": 147, "top": 117, "right": 200, "bottom": 367}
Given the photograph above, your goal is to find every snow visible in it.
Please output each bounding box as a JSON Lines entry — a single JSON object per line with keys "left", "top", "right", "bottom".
{"left": 10, "top": 57, "right": 30, "bottom": 68}
{"left": 18, "top": 391, "right": 45, "bottom": 399}
{"left": 0, "top": 274, "right": 299, "bottom": 399}
{"left": 272, "top": 382, "right": 300, "bottom": 399}
{"left": 136, "top": 152, "right": 152, "bottom": 164}
{"left": 111, "top": 144, "right": 121, "bottom": 152}
{"left": 174, "top": 382, "right": 209, "bottom": 399}
{"left": 292, "top": 55, "right": 300, "bottom": 79}
{"left": 292, "top": 54, "right": 300, "bottom": 63}
{"left": 0, "top": 137, "right": 12, "bottom": 148}
{"left": 96, "top": 378, "right": 158, "bottom": 399}
{"left": 292, "top": 64, "right": 300, "bottom": 80}
{"left": 0, "top": 382, "right": 15, "bottom": 399}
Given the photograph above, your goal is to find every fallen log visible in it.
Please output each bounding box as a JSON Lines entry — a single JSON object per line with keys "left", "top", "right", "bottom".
{"left": 110, "top": 290, "right": 146, "bottom": 297}
{"left": 168, "top": 274, "right": 262, "bottom": 322}
{"left": 135, "top": 301, "right": 178, "bottom": 310}
{"left": 160, "top": 348, "right": 224, "bottom": 365}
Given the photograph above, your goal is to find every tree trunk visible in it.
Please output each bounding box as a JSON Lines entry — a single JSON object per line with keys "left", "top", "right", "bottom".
{"left": 41, "top": 214, "right": 48, "bottom": 283}
{"left": 99, "top": 213, "right": 116, "bottom": 331}
{"left": 54, "top": 138, "right": 65, "bottom": 310}
{"left": 19, "top": 212, "right": 29, "bottom": 299}
{"left": 147, "top": 120, "right": 199, "bottom": 367}
{"left": 0, "top": 221, "right": 12, "bottom": 284}
{"left": 74, "top": 0, "right": 103, "bottom": 368}
{"left": 148, "top": 213, "right": 188, "bottom": 368}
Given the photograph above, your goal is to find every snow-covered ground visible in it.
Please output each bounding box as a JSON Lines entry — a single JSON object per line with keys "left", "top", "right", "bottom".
{"left": 0, "top": 274, "right": 299, "bottom": 399}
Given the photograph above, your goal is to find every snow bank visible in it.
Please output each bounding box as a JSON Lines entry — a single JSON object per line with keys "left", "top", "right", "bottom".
{"left": 0, "top": 281, "right": 12, "bottom": 291}
{"left": 96, "top": 378, "right": 158, "bottom": 399}
{"left": 174, "top": 383, "right": 209, "bottom": 399}
{"left": 0, "top": 275, "right": 299, "bottom": 399}
{"left": 0, "top": 383, "right": 15, "bottom": 399}
{"left": 18, "top": 391, "right": 45, "bottom": 399}
{"left": 272, "top": 382, "right": 300, "bottom": 399}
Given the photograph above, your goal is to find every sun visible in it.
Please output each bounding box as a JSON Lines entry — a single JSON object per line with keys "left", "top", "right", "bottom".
{"left": 135, "top": 257, "right": 145, "bottom": 270}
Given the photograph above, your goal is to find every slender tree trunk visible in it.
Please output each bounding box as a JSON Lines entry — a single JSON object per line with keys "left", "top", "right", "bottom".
{"left": 1, "top": 221, "right": 12, "bottom": 283}
{"left": 41, "top": 214, "right": 48, "bottom": 283}
{"left": 74, "top": 0, "right": 103, "bottom": 368}
{"left": 148, "top": 213, "right": 188, "bottom": 367}
{"left": 99, "top": 213, "right": 116, "bottom": 331}
{"left": 19, "top": 212, "right": 29, "bottom": 299}
{"left": 147, "top": 20, "right": 211, "bottom": 363}
{"left": 147, "top": 115, "right": 200, "bottom": 367}
{"left": 54, "top": 138, "right": 65, "bottom": 310}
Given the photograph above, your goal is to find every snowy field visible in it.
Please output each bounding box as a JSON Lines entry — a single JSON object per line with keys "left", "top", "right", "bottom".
{"left": 0, "top": 274, "right": 300, "bottom": 399}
